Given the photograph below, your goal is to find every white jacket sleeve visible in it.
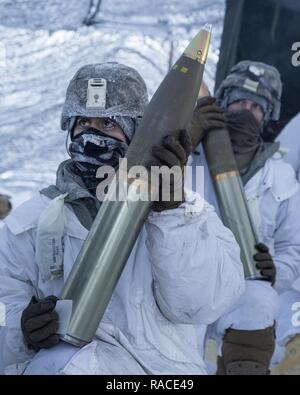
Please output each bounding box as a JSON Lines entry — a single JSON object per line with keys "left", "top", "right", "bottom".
{"left": 0, "top": 225, "right": 37, "bottom": 371}
{"left": 274, "top": 192, "right": 300, "bottom": 294}
{"left": 276, "top": 113, "right": 300, "bottom": 178}
{"left": 145, "top": 190, "right": 245, "bottom": 325}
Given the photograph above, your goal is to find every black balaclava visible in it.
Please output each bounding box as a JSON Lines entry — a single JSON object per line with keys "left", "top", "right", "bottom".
{"left": 226, "top": 110, "right": 264, "bottom": 174}
{"left": 68, "top": 126, "right": 129, "bottom": 194}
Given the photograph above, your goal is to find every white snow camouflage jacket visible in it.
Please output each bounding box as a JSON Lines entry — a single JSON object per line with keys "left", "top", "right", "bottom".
{"left": 191, "top": 145, "right": 300, "bottom": 295}
{"left": 0, "top": 189, "right": 244, "bottom": 375}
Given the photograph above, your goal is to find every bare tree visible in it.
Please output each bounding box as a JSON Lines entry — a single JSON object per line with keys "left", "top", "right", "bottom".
{"left": 83, "top": 0, "right": 103, "bottom": 25}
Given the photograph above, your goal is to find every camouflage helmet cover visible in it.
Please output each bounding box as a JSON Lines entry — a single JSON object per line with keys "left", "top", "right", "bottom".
{"left": 61, "top": 62, "right": 149, "bottom": 131}
{"left": 216, "top": 60, "right": 283, "bottom": 121}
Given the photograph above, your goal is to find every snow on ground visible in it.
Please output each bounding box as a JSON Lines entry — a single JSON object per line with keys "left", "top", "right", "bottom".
{"left": 0, "top": 0, "right": 225, "bottom": 207}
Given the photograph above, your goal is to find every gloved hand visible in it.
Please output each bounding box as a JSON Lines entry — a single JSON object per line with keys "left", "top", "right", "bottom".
{"left": 254, "top": 243, "right": 276, "bottom": 286}
{"left": 150, "top": 129, "right": 192, "bottom": 212}
{"left": 187, "top": 96, "right": 226, "bottom": 150}
{"left": 0, "top": 194, "right": 12, "bottom": 220}
{"left": 21, "top": 295, "right": 60, "bottom": 350}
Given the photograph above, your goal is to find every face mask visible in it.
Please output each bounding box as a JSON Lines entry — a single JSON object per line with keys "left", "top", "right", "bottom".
{"left": 226, "top": 110, "right": 263, "bottom": 154}
{"left": 69, "top": 127, "right": 129, "bottom": 176}
{"left": 226, "top": 110, "right": 263, "bottom": 172}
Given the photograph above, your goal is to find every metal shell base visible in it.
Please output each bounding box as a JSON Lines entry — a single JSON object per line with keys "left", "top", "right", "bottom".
{"left": 60, "top": 333, "right": 89, "bottom": 348}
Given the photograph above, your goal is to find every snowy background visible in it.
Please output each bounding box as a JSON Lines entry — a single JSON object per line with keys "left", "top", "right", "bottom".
{"left": 0, "top": 0, "right": 225, "bottom": 206}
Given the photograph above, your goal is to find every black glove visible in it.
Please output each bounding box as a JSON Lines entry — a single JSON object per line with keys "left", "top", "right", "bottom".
{"left": 254, "top": 243, "right": 276, "bottom": 286}
{"left": 21, "top": 295, "right": 60, "bottom": 350}
{"left": 187, "top": 96, "right": 226, "bottom": 150}
{"left": 150, "top": 129, "right": 192, "bottom": 212}
{"left": 0, "top": 194, "right": 12, "bottom": 220}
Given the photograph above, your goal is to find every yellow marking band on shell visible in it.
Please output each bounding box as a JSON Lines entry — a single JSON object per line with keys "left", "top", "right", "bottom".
{"left": 180, "top": 66, "right": 188, "bottom": 73}
{"left": 214, "top": 171, "right": 239, "bottom": 182}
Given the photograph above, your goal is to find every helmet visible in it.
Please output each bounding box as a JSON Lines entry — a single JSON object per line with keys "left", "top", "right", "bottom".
{"left": 216, "top": 61, "right": 282, "bottom": 122}
{"left": 61, "top": 62, "right": 149, "bottom": 133}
